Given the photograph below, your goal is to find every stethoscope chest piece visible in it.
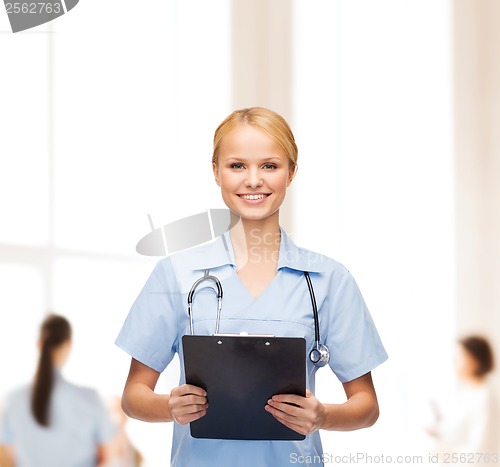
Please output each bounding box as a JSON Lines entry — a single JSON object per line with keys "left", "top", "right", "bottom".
{"left": 309, "top": 343, "right": 330, "bottom": 367}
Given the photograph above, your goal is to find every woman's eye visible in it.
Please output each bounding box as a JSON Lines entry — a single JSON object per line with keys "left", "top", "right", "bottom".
{"left": 263, "top": 164, "right": 277, "bottom": 170}
{"left": 230, "top": 163, "right": 244, "bottom": 169}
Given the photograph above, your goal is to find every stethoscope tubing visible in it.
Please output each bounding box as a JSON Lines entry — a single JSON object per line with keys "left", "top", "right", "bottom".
{"left": 187, "top": 269, "right": 223, "bottom": 336}
{"left": 186, "top": 268, "right": 330, "bottom": 366}
{"left": 303, "top": 271, "right": 320, "bottom": 345}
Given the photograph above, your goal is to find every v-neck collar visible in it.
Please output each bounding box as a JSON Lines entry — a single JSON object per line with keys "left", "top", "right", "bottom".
{"left": 190, "top": 227, "right": 327, "bottom": 273}
{"left": 230, "top": 264, "right": 283, "bottom": 304}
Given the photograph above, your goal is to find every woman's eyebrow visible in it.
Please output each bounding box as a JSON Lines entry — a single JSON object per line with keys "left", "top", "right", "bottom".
{"left": 225, "top": 156, "right": 283, "bottom": 163}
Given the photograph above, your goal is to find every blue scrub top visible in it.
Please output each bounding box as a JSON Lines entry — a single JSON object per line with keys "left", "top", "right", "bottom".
{"left": 116, "top": 228, "right": 388, "bottom": 467}
{"left": 1, "top": 370, "right": 116, "bottom": 467}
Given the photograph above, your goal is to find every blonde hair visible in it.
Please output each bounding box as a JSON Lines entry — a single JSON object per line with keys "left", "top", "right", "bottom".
{"left": 212, "top": 107, "right": 298, "bottom": 171}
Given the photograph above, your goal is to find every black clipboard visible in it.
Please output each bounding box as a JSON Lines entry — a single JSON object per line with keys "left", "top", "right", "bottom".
{"left": 182, "top": 334, "right": 306, "bottom": 440}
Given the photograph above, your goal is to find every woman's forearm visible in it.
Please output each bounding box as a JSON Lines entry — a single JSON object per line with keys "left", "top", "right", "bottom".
{"left": 122, "top": 360, "right": 208, "bottom": 424}
{"left": 320, "top": 391, "right": 379, "bottom": 431}
{"left": 122, "top": 382, "right": 172, "bottom": 422}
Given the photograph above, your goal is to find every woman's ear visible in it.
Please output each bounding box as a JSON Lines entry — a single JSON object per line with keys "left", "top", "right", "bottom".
{"left": 287, "top": 164, "right": 297, "bottom": 187}
{"left": 213, "top": 162, "right": 221, "bottom": 186}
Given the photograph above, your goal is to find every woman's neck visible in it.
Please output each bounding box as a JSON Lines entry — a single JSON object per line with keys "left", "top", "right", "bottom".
{"left": 460, "top": 373, "right": 487, "bottom": 387}
{"left": 229, "top": 214, "right": 281, "bottom": 270}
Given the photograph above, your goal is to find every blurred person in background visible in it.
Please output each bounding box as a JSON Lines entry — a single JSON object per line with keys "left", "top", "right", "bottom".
{"left": 427, "top": 336, "right": 498, "bottom": 461}
{"left": 106, "top": 397, "right": 143, "bottom": 467}
{"left": 0, "top": 314, "right": 115, "bottom": 467}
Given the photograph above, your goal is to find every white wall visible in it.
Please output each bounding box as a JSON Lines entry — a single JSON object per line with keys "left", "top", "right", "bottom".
{"left": 292, "top": 0, "right": 454, "bottom": 460}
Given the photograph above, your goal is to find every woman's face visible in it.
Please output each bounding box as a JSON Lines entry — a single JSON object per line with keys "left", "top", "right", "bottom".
{"left": 455, "top": 344, "right": 479, "bottom": 380}
{"left": 213, "top": 124, "right": 294, "bottom": 222}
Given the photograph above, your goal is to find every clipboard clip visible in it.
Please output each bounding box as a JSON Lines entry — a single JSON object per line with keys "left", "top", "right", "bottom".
{"left": 213, "top": 332, "right": 275, "bottom": 337}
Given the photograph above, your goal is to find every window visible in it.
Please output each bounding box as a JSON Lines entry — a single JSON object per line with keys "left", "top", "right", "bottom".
{"left": 0, "top": 1, "right": 230, "bottom": 464}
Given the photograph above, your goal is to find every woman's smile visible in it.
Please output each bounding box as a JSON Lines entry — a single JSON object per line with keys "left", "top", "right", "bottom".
{"left": 237, "top": 193, "right": 271, "bottom": 203}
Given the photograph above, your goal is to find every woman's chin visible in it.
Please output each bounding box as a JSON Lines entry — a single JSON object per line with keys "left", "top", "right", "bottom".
{"left": 221, "top": 197, "right": 282, "bottom": 223}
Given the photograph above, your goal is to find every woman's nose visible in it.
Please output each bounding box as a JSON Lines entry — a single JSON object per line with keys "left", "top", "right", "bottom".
{"left": 245, "top": 168, "right": 263, "bottom": 188}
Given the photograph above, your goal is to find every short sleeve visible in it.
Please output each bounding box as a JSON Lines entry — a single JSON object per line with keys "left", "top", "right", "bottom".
{"left": 115, "top": 257, "right": 181, "bottom": 373}
{"left": 324, "top": 268, "right": 388, "bottom": 383}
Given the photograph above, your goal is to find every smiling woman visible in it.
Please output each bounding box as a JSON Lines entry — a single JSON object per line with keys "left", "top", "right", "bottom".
{"left": 115, "top": 107, "right": 388, "bottom": 467}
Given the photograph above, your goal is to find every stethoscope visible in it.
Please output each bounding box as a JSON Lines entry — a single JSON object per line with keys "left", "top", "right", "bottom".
{"left": 187, "top": 270, "right": 330, "bottom": 367}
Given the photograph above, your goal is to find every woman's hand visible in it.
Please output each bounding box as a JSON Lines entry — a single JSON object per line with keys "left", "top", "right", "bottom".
{"left": 265, "top": 389, "right": 326, "bottom": 435}
{"left": 265, "top": 373, "right": 380, "bottom": 435}
{"left": 168, "top": 384, "right": 208, "bottom": 425}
